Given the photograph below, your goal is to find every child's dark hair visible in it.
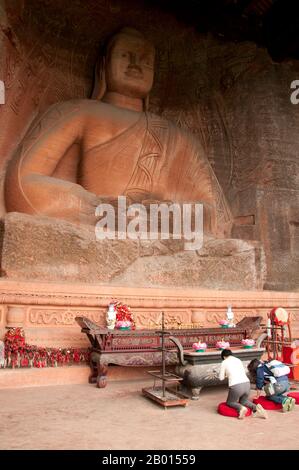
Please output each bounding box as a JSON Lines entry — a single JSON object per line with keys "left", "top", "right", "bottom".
{"left": 221, "top": 349, "right": 233, "bottom": 360}
{"left": 247, "top": 359, "right": 260, "bottom": 379}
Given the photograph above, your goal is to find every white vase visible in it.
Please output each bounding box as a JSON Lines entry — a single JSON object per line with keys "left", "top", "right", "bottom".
{"left": 226, "top": 305, "right": 235, "bottom": 327}
{"left": 0, "top": 340, "right": 4, "bottom": 368}
{"left": 106, "top": 304, "right": 116, "bottom": 330}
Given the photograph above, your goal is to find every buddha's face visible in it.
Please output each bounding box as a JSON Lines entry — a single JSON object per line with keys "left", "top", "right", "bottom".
{"left": 105, "top": 32, "right": 155, "bottom": 99}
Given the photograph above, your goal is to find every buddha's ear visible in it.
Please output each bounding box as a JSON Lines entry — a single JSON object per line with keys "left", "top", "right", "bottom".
{"left": 91, "top": 57, "right": 106, "bottom": 100}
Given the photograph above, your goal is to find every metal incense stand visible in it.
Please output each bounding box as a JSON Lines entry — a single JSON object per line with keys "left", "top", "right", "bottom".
{"left": 142, "top": 312, "right": 188, "bottom": 408}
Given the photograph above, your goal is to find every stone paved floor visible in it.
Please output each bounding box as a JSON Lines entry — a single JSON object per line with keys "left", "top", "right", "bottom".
{"left": 0, "top": 380, "right": 298, "bottom": 450}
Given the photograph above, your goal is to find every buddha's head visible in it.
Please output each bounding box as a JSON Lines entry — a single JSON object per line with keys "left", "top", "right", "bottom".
{"left": 92, "top": 27, "right": 155, "bottom": 107}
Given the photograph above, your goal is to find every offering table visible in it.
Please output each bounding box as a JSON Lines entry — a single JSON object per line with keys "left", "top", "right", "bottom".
{"left": 76, "top": 316, "right": 263, "bottom": 389}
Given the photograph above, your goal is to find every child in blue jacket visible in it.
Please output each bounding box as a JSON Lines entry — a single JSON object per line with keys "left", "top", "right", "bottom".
{"left": 248, "top": 359, "right": 295, "bottom": 412}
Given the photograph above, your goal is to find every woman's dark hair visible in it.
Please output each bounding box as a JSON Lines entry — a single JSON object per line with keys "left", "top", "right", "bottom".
{"left": 221, "top": 349, "right": 233, "bottom": 360}
{"left": 247, "top": 359, "right": 261, "bottom": 379}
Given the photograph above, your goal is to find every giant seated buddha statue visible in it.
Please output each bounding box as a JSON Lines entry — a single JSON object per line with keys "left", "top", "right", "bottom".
{"left": 2, "top": 28, "right": 266, "bottom": 289}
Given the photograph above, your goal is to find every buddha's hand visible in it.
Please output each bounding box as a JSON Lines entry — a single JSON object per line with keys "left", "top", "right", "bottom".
{"left": 75, "top": 191, "right": 133, "bottom": 227}
{"left": 66, "top": 184, "right": 101, "bottom": 226}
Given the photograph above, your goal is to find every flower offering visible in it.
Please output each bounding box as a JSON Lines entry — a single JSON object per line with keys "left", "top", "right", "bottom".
{"left": 116, "top": 320, "right": 132, "bottom": 330}
{"left": 216, "top": 340, "right": 230, "bottom": 350}
{"left": 110, "top": 300, "right": 135, "bottom": 329}
{"left": 192, "top": 341, "right": 207, "bottom": 352}
{"left": 241, "top": 339, "right": 255, "bottom": 348}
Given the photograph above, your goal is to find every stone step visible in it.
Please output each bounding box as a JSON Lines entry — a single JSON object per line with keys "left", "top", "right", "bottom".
{"left": 0, "top": 365, "right": 151, "bottom": 389}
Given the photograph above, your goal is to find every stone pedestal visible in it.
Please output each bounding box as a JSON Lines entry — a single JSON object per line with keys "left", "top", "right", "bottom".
{"left": 0, "top": 212, "right": 266, "bottom": 291}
